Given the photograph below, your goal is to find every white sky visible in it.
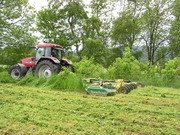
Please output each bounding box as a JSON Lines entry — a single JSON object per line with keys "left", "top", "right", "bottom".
{"left": 29, "top": 0, "right": 91, "bottom": 11}
{"left": 29, "top": 0, "right": 48, "bottom": 10}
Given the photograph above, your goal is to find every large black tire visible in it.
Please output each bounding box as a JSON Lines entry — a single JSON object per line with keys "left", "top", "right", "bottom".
{"left": 35, "top": 60, "right": 60, "bottom": 78}
{"left": 118, "top": 86, "right": 129, "bottom": 94}
{"left": 9, "top": 64, "right": 27, "bottom": 80}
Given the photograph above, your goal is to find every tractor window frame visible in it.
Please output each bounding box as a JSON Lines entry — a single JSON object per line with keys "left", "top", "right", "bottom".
{"left": 36, "top": 47, "right": 45, "bottom": 60}
{"left": 45, "top": 47, "right": 51, "bottom": 57}
{"left": 51, "top": 48, "right": 64, "bottom": 60}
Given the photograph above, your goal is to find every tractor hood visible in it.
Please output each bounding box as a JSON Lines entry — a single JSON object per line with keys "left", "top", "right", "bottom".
{"left": 61, "top": 58, "right": 72, "bottom": 65}
{"left": 20, "top": 57, "right": 35, "bottom": 67}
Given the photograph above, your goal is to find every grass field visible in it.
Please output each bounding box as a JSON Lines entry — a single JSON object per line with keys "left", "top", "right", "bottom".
{"left": 0, "top": 83, "right": 179, "bottom": 135}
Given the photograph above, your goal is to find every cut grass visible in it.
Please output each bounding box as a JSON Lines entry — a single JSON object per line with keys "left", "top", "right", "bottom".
{"left": 0, "top": 83, "right": 179, "bottom": 135}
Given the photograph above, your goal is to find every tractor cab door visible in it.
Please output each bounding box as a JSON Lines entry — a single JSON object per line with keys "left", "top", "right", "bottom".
{"left": 51, "top": 48, "right": 64, "bottom": 60}
{"left": 36, "top": 47, "right": 51, "bottom": 60}
{"left": 36, "top": 47, "right": 45, "bottom": 60}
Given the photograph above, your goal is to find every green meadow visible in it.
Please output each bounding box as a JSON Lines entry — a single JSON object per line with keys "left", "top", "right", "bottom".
{"left": 0, "top": 83, "right": 179, "bottom": 135}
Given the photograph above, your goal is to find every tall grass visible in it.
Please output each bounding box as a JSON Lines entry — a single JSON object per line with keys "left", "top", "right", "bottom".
{"left": 0, "top": 72, "right": 16, "bottom": 83}
{"left": 17, "top": 69, "right": 85, "bottom": 91}
{"left": 138, "top": 76, "right": 180, "bottom": 89}
{"left": 44, "top": 72, "right": 84, "bottom": 91}
{"left": 0, "top": 65, "right": 8, "bottom": 72}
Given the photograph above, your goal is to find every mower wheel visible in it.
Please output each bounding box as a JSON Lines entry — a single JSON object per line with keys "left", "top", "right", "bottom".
{"left": 118, "top": 86, "right": 129, "bottom": 94}
{"left": 128, "top": 84, "right": 134, "bottom": 90}
{"left": 132, "top": 84, "right": 137, "bottom": 89}
{"left": 9, "top": 64, "right": 27, "bottom": 80}
{"left": 36, "top": 60, "right": 59, "bottom": 78}
{"left": 125, "top": 85, "right": 132, "bottom": 91}
{"left": 129, "top": 84, "right": 135, "bottom": 89}
{"left": 137, "top": 82, "right": 145, "bottom": 87}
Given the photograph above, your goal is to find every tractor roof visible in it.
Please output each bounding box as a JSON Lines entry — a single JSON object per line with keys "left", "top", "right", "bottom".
{"left": 37, "top": 43, "right": 63, "bottom": 49}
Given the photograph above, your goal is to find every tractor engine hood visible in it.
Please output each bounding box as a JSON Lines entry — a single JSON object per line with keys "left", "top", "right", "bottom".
{"left": 20, "top": 57, "right": 35, "bottom": 67}
{"left": 61, "top": 58, "right": 72, "bottom": 65}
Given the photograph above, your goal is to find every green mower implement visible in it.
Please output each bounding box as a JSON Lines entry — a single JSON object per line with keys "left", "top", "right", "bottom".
{"left": 84, "top": 78, "right": 145, "bottom": 95}
{"left": 86, "top": 86, "right": 116, "bottom": 96}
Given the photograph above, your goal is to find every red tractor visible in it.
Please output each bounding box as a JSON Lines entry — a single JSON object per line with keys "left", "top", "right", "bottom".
{"left": 9, "top": 43, "right": 73, "bottom": 80}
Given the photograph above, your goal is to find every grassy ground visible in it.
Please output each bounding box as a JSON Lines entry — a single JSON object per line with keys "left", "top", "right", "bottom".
{"left": 0, "top": 83, "right": 179, "bottom": 135}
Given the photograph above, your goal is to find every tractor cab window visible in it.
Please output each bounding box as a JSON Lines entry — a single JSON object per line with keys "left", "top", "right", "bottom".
{"left": 36, "top": 47, "right": 45, "bottom": 60}
{"left": 51, "top": 48, "right": 63, "bottom": 60}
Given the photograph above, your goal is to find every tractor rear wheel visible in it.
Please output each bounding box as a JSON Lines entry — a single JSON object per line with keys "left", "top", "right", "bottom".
{"left": 118, "top": 86, "right": 129, "bottom": 94}
{"left": 36, "top": 60, "right": 59, "bottom": 78}
{"left": 9, "top": 65, "right": 26, "bottom": 80}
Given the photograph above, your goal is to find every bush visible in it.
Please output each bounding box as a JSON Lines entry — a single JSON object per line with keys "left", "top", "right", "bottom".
{"left": 108, "top": 47, "right": 141, "bottom": 80}
{"left": 74, "top": 57, "right": 108, "bottom": 79}
{"left": 161, "top": 57, "right": 180, "bottom": 81}
{"left": 0, "top": 72, "right": 16, "bottom": 83}
{"left": 0, "top": 65, "right": 8, "bottom": 72}
{"left": 138, "top": 58, "right": 180, "bottom": 88}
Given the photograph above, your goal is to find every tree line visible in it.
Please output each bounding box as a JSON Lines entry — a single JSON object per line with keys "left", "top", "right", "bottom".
{"left": 0, "top": 0, "right": 179, "bottom": 66}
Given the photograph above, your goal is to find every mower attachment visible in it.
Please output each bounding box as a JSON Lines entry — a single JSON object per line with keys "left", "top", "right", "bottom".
{"left": 84, "top": 78, "right": 145, "bottom": 96}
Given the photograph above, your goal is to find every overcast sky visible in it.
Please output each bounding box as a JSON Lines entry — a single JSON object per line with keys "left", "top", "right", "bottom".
{"left": 29, "top": 0, "right": 91, "bottom": 11}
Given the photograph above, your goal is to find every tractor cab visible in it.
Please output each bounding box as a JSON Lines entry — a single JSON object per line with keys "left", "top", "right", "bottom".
{"left": 36, "top": 44, "right": 65, "bottom": 60}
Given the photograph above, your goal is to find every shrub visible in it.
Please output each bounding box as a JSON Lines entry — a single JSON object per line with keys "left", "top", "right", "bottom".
{"left": 108, "top": 47, "right": 141, "bottom": 80}
{"left": 74, "top": 57, "right": 108, "bottom": 79}
{"left": 161, "top": 57, "right": 180, "bottom": 81}
{"left": 0, "top": 65, "right": 8, "bottom": 72}
{"left": 0, "top": 72, "right": 16, "bottom": 83}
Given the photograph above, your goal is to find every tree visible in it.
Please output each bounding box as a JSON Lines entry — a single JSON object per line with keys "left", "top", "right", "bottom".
{"left": 37, "top": 0, "right": 87, "bottom": 56}
{"left": 37, "top": 1, "right": 69, "bottom": 48}
{"left": 112, "top": 10, "right": 141, "bottom": 49}
{"left": 111, "top": 0, "right": 142, "bottom": 59}
{"left": 63, "top": 1, "right": 87, "bottom": 55}
{"left": 140, "top": 0, "right": 172, "bottom": 65}
{"left": 80, "top": 0, "right": 114, "bottom": 66}
{"left": 169, "top": 0, "right": 180, "bottom": 58}
{"left": 0, "top": 0, "right": 37, "bottom": 65}
{"left": 81, "top": 39, "right": 111, "bottom": 66}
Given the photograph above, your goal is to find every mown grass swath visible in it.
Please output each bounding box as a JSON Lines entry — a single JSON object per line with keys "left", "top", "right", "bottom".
{"left": 0, "top": 83, "right": 179, "bottom": 134}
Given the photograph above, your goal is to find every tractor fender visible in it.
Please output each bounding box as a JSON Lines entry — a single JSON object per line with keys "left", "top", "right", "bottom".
{"left": 9, "top": 63, "right": 28, "bottom": 75}
{"left": 61, "top": 58, "right": 72, "bottom": 66}
{"left": 36, "top": 57, "right": 60, "bottom": 65}
{"left": 17, "top": 63, "right": 28, "bottom": 74}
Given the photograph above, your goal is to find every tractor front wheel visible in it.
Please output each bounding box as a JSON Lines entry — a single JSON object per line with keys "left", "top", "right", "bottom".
{"left": 36, "top": 60, "right": 59, "bottom": 78}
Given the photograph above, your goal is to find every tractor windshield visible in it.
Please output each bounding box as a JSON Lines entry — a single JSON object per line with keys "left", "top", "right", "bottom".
{"left": 51, "top": 48, "right": 64, "bottom": 60}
